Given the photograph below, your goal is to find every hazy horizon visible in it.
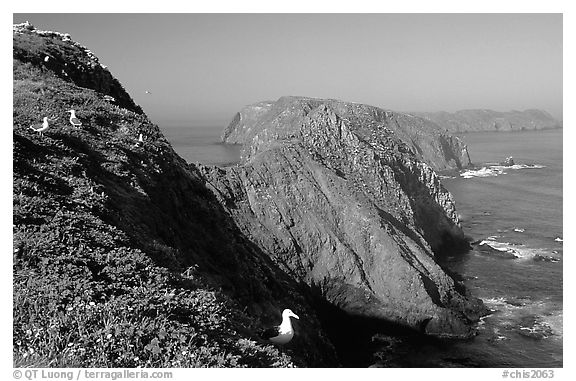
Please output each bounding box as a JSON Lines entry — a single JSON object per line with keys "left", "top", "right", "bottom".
{"left": 13, "top": 13, "right": 563, "bottom": 128}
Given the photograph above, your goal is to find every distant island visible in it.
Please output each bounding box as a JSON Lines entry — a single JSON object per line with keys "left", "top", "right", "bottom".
{"left": 413, "top": 109, "right": 561, "bottom": 133}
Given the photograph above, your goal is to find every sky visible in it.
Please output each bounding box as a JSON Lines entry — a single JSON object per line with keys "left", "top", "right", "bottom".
{"left": 12, "top": 13, "right": 563, "bottom": 128}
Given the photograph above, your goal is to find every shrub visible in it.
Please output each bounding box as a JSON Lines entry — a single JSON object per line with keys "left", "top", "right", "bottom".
{"left": 13, "top": 36, "right": 300, "bottom": 368}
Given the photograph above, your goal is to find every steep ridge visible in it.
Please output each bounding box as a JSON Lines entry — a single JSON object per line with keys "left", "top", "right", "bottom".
{"left": 414, "top": 109, "right": 561, "bottom": 133}
{"left": 13, "top": 24, "right": 337, "bottom": 367}
{"left": 206, "top": 97, "right": 486, "bottom": 342}
{"left": 223, "top": 97, "right": 472, "bottom": 171}
{"left": 13, "top": 22, "right": 142, "bottom": 114}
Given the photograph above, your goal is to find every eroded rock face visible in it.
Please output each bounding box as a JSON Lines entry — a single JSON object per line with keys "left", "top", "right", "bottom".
{"left": 222, "top": 96, "right": 471, "bottom": 171}
{"left": 205, "top": 97, "right": 486, "bottom": 338}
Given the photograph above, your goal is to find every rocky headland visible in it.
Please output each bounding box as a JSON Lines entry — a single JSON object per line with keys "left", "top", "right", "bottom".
{"left": 13, "top": 23, "right": 486, "bottom": 368}
{"left": 413, "top": 109, "right": 561, "bottom": 133}
{"left": 223, "top": 97, "right": 472, "bottom": 171}
{"left": 213, "top": 97, "right": 486, "bottom": 344}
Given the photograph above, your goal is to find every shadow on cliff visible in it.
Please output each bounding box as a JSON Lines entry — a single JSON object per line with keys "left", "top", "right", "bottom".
{"left": 85, "top": 139, "right": 463, "bottom": 367}
{"left": 14, "top": 122, "right": 338, "bottom": 366}
{"left": 69, "top": 139, "right": 341, "bottom": 366}
{"left": 309, "top": 288, "right": 452, "bottom": 367}
{"left": 13, "top": 133, "right": 74, "bottom": 199}
{"left": 375, "top": 206, "right": 474, "bottom": 299}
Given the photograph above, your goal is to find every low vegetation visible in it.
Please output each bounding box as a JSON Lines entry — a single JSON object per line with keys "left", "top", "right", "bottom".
{"left": 13, "top": 34, "right": 299, "bottom": 367}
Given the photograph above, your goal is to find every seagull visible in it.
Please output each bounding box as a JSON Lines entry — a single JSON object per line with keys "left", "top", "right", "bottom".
{"left": 260, "top": 309, "right": 299, "bottom": 345}
{"left": 133, "top": 133, "right": 144, "bottom": 148}
{"left": 145, "top": 90, "right": 151, "bottom": 95}
{"left": 29, "top": 117, "right": 49, "bottom": 135}
{"left": 68, "top": 110, "right": 82, "bottom": 128}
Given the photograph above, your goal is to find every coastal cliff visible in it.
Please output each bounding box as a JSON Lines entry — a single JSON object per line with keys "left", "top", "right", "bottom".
{"left": 223, "top": 97, "right": 472, "bottom": 171}
{"left": 414, "top": 109, "right": 561, "bottom": 133}
{"left": 209, "top": 97, "right": 486, "bottom": 341}
{"left": 13, "top": 23, "right": 486, "bottom": 368}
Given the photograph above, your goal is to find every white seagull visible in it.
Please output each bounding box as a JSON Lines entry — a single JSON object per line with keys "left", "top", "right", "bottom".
{"left": 133, "top": 133, "right": 144, "bottom": 148}
{"left": 68, "top": 110, "right": 82, "bottom": 128}
{"left": 260, "top": 309, "right": 299, "bottom": 345}
{"left": 29, "top": 117, "right": 49, "bottom": 135}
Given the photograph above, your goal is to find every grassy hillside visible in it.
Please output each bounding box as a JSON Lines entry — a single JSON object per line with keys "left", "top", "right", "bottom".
{"left": 13, "top": 24, "right": 336, "bottom": 368}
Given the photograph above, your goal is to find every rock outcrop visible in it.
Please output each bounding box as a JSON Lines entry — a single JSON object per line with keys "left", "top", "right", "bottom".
{"left": 207, "top": 96, "right": 486, "bottom": 339}
{"left": 414, "top": 109, "right": 561, "bottom": 133}
{"left": 501, "top": 156, "right": 515, "bottom": 166}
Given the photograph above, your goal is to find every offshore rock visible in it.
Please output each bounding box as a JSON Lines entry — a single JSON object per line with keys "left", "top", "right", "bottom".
{"left": 501, "top": 156, "right": 515, "bottom": 166}
{"left": 206, "top": 97, "right": 486, "bottom": 338}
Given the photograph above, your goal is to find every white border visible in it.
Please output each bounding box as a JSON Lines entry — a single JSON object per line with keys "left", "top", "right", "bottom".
{"left": 3, "top": 2, "right": 571, "bottom": 379}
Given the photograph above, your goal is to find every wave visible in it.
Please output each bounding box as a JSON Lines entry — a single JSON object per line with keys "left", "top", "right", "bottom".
{"left": 517, "top": 319, "right": 555, "bottom": 340}
{"left": 483, "top": 297, "right": 524, "bottom": 310}
{"left": 489, "top": 327, "right": 509, "bottom": 342}
{"left": 460, "top": 164, "right": 546, "bottom": 179}
{"left": 540, "top": 311, "right": 563, "bottom": 340}
{"left": 478, "top": 240, "right": 521, "bottom": 259}
{"left": 477, "top": 239, "right": 561, "bottom": 262}
{"left": 461, "top": 167, "right": 504, "bottom": 179}
{"left": 494, "top": 164, "right": 546, "bottom": 170}
{"left": 481, "top": 296, "right": 562, "bottom": 341}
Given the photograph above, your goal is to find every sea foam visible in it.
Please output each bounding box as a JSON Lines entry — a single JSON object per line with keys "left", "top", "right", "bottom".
{"left": 478, "top": 239, "right": 560, "bottom": 262}
{"left": 460, "top": 164, "right": 546, "bottom": 179}
{"left": 481, "top": 296, "right": 562, "bottom": 340}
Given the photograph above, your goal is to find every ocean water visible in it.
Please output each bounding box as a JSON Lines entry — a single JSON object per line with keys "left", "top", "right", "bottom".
{"left": 161, "top": 125, "right": 242, "bottom": 166}
{"left": 389, "top": 129, "right": 563, "bottom": 368}
{"left": 161, "top": 124, "right": 563, "bottom": 367}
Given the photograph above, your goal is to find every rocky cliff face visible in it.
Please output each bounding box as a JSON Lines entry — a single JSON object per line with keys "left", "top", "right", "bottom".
{"left": 221, "top": 100, "right": 275, "bottom": 143}
{"left": 414, "top": 109, "right": 561, "bottom": 133}
{"left": 206, "top": 97, "right": 486, "bottom": 340}
{"left": 223, "top": 97, "right": 472, "bottom": 171}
